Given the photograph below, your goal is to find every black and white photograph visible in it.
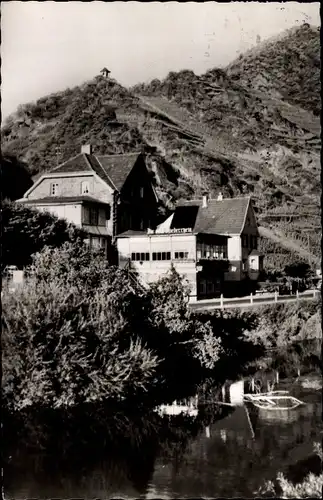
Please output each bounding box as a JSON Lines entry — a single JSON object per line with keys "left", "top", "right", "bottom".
{"left": 1, "top": 1, "right": 321, "bottom": 498}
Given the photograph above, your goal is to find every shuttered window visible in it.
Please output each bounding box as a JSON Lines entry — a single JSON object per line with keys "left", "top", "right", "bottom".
{"left": 81, "top": 181, "right": 90, "bottom": 194}
{"left": 50, "top": 183, "right": 59, "bottom": 196}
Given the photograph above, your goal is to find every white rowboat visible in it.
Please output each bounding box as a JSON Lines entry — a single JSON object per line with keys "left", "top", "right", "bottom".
{"left": 243, "top": 392, "right": 304, "bottom": 410}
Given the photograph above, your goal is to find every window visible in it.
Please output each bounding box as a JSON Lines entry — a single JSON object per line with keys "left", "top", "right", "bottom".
{"left": 50, "top": 183, "right": 59, "bottom": 196}
{"left": 152, "top": 252, "right": 171, "bottom": 261}
{"left": 251, "top": 235, "right": 258, "bottom": 250}
{"left": 83, "top": 206, "right": 99, "bottom": 225}
{"left": 174, "top": 251, "right": 189, "bottom": 260}
{"left": 83, "top": 207, "right": 90, "bottom": 224}
{"left": 250, "top": 258, "right": 258, "bottom": 270}
{"left": 131, "top": 253, "right": 150, "bottom": 261}
{"left": 81, "top": 181, "right": 90, "bottom": 194}
{"left": 90, "top": 237, "right": 106, "bottom": 253}
{"left": 197, "top": 243, "right": 227, "bottom": 260}
{"left": 199, "top": 280, "right": 207, "bottom": 294}
{"left": 140, "top": 187, "right": 144, "bottom": 198}
{"left": 91, "top": 236, "right": 101, "bottom": 249}
{"left": 89, "top": 207, "right": 98, "bottom": 225}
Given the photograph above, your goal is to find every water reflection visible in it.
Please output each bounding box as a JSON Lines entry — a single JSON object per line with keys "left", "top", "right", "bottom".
{"left": 4, "top": 383, "right": 322, "bottom": 499}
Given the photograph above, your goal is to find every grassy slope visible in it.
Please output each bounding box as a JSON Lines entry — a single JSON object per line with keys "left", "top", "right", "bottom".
{"left": 1, "top": 25, "right": 320, "bottom": 270}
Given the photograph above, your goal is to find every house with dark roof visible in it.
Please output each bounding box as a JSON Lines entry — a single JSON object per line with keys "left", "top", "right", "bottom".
{"left": 18, "top": 145, "right": 158, "bottom": 260}
{"left": 117, "top": 193, "right": 263, "bottom": 300}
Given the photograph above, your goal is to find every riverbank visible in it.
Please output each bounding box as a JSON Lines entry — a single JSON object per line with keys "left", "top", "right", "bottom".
{"left": 3, "top": 260, "right": 321, "bottom": 497}
{"left": 3, "top": 372, "right": 322, "bottom": 499}
{"left": 3, "top": 241, "right": 321, "bottom": 416}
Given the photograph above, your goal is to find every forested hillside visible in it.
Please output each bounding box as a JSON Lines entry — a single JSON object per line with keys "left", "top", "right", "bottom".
{"left": 227, "top": 24, "right": 321, "bottom": 115}
{"left": 1, "top": 24, "right": 320, "bottom": 270}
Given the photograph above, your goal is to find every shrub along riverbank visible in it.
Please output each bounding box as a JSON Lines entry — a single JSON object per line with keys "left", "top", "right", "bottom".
{"left": 2, "top": 240, "right": 321, "bottom": 426}
{"left": 2, "top": 241, "right": 223, "bottom": 413}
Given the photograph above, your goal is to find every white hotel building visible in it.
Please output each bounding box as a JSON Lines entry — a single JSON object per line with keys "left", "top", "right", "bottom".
{"left": 117, "top": 194, "right": 263, "bottom": 301}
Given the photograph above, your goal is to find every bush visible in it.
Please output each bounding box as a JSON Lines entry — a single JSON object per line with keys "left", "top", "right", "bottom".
{"left": 258, "top": 443, "right": 323, "bottom": 498}
{"left": 284, "top": 261, "right": 312, "bottom": 279}
{"left": 2, "top": 245, "right": 222, "bottom": 412}
{"left": 242, "top": 300, "right": 322, "bottom": 374}
{"left": 2, "top": 249, "right": 159, "bottom": 410}
{"left": 1, "top": 201, "right": 86, "bottom": 270}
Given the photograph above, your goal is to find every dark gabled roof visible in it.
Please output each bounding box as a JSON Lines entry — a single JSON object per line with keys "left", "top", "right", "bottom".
{"left": 171, "top": 205, "right": 200, "bottom": 230}
{"left": 48, "top": 152, "right": 142, "bottom": 192}
{"left": 84, "top": 154, "right": 115, "bottom": 189}
{"left": 50, "top": 153, "right": 93, "bottom": 174}
{"left": 116, "top": 230, "right": 147, "bottom": 238}
{"left": 96, "top": 152, "right": 141, "bottom": 191}
{"left": 82, "top": 226, "right": 111, "bottom": 236}
{"left": 175, "top": 197, "right": 251, "bottom": 235}
{"left": 249, "top": 249, "right": 263, "bottom": 257}
{"left": 20, "top": 195, "right": 109, "bottom": 206}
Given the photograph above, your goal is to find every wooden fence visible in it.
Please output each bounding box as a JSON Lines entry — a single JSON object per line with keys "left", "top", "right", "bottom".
{"left": 189, "top": 289, "right": 320, "bottom": 311}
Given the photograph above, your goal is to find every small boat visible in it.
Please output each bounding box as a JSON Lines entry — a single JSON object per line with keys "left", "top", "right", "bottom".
{"left": 244, "top": 390, "right": 289, "bottom": 400}
{"left": 243, "top": 392, "right": 304, "bottom": 410}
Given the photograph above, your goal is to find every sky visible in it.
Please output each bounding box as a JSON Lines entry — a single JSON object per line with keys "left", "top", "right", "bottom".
{"left": 1, "top": 1, "right": 320, "bottom": 119}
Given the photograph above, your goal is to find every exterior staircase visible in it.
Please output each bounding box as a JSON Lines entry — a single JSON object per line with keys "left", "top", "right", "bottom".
{"left": 124, "top": 260, "right": 150, "bottom": 294}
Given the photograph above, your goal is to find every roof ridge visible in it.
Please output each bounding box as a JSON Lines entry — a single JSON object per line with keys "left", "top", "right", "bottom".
{"left": 83, "top": 153, "right": 96, "bottom": 172}
{"left": 95, "top": 156, "right": 118, "bottom": 191}
{"left": 20, "top": 194, "right": 109, "bottom": 204}
{"left": 96, "top": 152, "right": 141, "bottom": 158}
{"left": 179, "top": 195, "right": 251, "bottom": 203}
{"left": 49, "top": 152, "right": 84, "bottom": 172}
{"left": 240, "top": 197, "right": 251, "bottom": 234}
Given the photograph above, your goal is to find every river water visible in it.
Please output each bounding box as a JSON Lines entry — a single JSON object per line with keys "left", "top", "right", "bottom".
{"left": 4, "top": 377, "right": 322, "bottom": 499}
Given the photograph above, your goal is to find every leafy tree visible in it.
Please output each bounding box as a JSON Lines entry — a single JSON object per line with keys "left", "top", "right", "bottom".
{"left": 2, "top": 244, "right": 159, "bottom": 411}
{"left": 1, "top": 154, "right": 33, "bottom": 201}
{"left": 2, "top": 247, "right": 222, "bottom": 412}
{"left": 1, "top": 201, "right": 85, "bottom": 270}
{"left": 146, "top": 266, "right": 222, "bottom": 402}
{"left": 284, "top": 261, "right": 312, "bottom": 279}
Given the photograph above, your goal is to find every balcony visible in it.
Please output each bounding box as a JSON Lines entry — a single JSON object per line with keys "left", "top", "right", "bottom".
{"left": 196, "top": 258, "right": 230, "bottom": 274}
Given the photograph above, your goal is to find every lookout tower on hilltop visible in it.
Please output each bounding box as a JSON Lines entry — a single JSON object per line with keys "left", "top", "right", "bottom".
{"left": 100, "top": 67, "right": 111, "bottom": 78}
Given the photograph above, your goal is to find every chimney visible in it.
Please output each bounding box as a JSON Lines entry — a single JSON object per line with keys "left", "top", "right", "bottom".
{"left": 81, "top": 144, "right": 92, "bottom": 155}
{"left": 202, "top": 192, "right": 209, "bottom": 208}
{"left": 217, "top": 192, "right": 223, "bottom": 201}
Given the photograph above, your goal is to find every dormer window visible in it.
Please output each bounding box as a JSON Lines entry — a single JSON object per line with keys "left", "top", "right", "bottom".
{"left": 50, "top": 183, "right": 59, "bottom": 196}
{"left": 81, "top": 181, "right": 90, "bottom": 194}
